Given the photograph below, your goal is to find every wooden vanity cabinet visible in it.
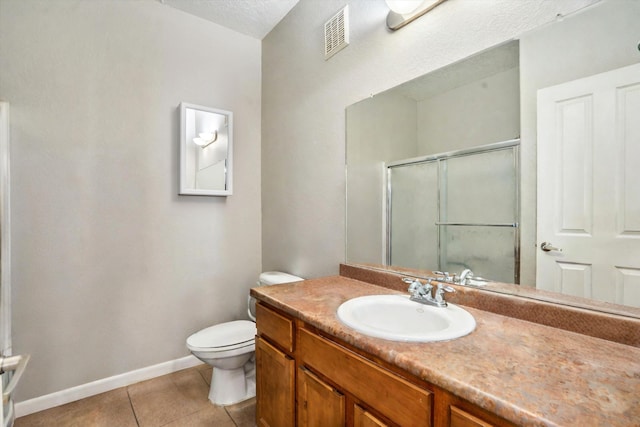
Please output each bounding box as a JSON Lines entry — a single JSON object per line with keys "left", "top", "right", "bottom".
{"left": 255, "top": 303, "right": 296, "bottom": 427}
{"left": 255, "top": 301, "right": 516, "bottom": 427}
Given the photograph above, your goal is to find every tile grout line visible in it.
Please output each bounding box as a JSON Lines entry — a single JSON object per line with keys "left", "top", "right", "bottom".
{"left": 224, "top": 406, "right": 240, "bottom": 427}
{"left": 157, "top": 369, "right": 209, "bottom": 427}
{"left": 126, "top": 387, "right": 141, "bottom": 427}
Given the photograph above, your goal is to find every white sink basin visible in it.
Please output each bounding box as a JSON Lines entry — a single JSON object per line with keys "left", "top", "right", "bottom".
{"left": 337, "top": 294, "right": 476, "bottom": 342}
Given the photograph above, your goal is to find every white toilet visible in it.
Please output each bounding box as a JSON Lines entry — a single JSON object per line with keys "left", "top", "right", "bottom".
{"left": 186, "top": 271, "right": 303, "bottom": 405}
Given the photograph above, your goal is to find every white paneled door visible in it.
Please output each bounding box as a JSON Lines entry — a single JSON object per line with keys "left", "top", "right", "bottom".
{"left": 537, "top": 63, "right": 640, "bottom": 307}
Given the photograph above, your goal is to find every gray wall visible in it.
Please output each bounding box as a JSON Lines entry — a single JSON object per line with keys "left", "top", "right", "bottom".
{"left": 0, "top": 0, "right": 262, "bottom": 401}
{"left": 262, "top": 0, "right": 599, "bottom": 279}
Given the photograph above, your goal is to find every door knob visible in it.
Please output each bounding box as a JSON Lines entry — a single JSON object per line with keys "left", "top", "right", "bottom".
{"left": 540, "top": 242, "right": 562, "bottom": 252}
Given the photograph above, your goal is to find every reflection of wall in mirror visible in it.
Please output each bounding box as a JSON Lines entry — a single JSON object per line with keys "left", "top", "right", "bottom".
{"left": 195, "top": 111, "right": 227, "bottom": 190}
{"left": 185, "top": 108, "right": 228, "bottom": 191}
{"left": 346, "top": 90, "right": 417, "bottom": 265}
{"left": 347, "top": 0, "right": 640, "bottom": 289}
{"left": 417, "top": 68, "right": 519, "bottom": 154}
{"left": 346, "top": 61, "right": 520, "bottom": 268}
{"left": 519, "top": 0, "right": 640, "bottom": 285}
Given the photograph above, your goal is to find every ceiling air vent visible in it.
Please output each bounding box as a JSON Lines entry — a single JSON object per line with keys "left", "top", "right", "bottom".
{"left": 324, "top": 5, "right": 349, "bottom": 60}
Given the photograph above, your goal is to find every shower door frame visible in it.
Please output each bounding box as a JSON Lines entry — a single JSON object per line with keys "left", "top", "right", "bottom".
{"left": 0, "top": 102, "right": 11, "bottom": 356}
{"left": 386, "top": 139, "right": 521, "bottom": 283}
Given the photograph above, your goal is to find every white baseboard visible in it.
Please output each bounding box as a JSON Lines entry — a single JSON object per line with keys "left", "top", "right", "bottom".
{"left": 15, "top": 355, "right": 203, "bottom": 418}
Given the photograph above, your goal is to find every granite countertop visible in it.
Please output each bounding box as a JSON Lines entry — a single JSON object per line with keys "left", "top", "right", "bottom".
{"left": 251, "top": 276, "right": 640, "bottom": 427}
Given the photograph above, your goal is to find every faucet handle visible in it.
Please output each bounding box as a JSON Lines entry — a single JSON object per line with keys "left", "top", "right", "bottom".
{"left": 434, "top": 283, "right": 455, "bottom": 304}
{"left": 437, "top": 283, "right": 455, "bottom": 293}
{"left": 421, "top": 279, "right": 434, "bottom": 294}
{"left": 403, "top": 277, "right": 422, "bottom": 294}
{"left": 402, "top": 277, "right": 419, "bottom": 287}
{"left": 433, "top": 271, "right": 454, "bottom": 283}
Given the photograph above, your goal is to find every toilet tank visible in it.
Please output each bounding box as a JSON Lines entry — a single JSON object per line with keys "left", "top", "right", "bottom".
{"left": 248, "top": 271, "right": 304, "bottom": 321}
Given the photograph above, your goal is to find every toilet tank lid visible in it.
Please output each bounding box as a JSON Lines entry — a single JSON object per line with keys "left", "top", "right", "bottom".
{"left": 259, "top": 271, "right": 304, "bottom": 286}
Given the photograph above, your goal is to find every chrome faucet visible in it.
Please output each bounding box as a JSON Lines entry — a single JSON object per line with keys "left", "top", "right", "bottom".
{"left": 433, "top": 271, "right": 455, "bottom": 283}
{"left": 459, "top": 269, "right": 473, "bottom": 285}
{"left": 402, "top": 277, "right": 454, "bottom": 307}
{"left": 456, "top": 269, "right": 489, "bottom": 286}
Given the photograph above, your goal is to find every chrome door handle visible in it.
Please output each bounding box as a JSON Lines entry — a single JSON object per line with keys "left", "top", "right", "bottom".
{"left": 540, "top": 242, "right": 562, "bottom": 252}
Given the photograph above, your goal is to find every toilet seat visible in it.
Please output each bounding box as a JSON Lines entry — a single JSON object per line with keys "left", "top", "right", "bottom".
{"left": 187, "top": 320, "right": 256, "bottom": 352}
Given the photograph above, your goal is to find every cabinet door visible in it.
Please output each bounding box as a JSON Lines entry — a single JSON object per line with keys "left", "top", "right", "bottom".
{"left": 298, "top": 367, "right": 345, "bottom": 427}
{"left": 354, "top": 404, "right": 389, "bottom": 427}
{"left": 450, "top": 406, "right": 494, "bottom": 427}
{"left": 256, "top": 337, "right": 295, "bottom": 427}
{"left": 299, "top": 328, "right": 432, "bottom": 427}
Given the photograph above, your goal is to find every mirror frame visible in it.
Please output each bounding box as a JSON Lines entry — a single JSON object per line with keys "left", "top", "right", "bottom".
{"left": 179, "top": 102, "right": 233, "bottom": 196}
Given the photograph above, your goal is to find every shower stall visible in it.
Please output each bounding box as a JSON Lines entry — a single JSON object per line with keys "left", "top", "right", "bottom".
{"left": 386, "top": 140, "right": 520, "bottom": 284}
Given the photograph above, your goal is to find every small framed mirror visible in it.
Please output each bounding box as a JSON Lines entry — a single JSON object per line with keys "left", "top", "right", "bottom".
{"left": 179, "top": 102, "right": 233, "bottom": 196}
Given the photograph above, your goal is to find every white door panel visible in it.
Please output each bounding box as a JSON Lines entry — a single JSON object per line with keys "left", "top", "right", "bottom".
{"left": 617, "top": 83, "right": 640, "bottom": 234}
{"left": 537, "top": 62, "right": 640, "bottom": 307}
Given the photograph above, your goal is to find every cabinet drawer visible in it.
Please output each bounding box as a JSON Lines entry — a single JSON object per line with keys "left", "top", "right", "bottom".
{"left": 256, "top": 302, "right": 294, "bottom": 353}
{"left": 299, "top": 328, "right": 432, "bottom": 427}
{"left": 450, "top": 406, "right": 494, "bottom": 427}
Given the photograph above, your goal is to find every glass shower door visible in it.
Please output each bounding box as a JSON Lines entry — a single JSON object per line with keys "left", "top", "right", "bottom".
{"left": 438, "top": 147, "right": 519, "bottom": 283}
{"left": 387, "top": 140, "right": 520, "bottom": 283}
{"left": 388, "top": 160, "right": 438, "bottom": 270}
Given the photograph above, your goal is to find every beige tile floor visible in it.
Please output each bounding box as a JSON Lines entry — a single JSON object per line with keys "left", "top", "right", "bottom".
{"left": 15, "top": 364, "right": 256, "bottom": 427}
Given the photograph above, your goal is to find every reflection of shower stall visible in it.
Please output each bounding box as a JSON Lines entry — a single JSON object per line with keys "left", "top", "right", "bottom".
{"left": 386, "top": 140, "right": 520, "bottom": 284}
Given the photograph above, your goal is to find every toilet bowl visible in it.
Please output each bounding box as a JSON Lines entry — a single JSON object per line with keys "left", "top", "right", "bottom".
{"left": 187, "top": 320, "right": 257, "bottom": 405}
{"left": 186, "top": 271, "right": 303, "bottom": 405}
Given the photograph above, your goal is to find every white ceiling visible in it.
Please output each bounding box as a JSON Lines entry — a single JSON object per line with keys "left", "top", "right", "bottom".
{"left": 161, "top": 0, "right": 300, "bottom": 40}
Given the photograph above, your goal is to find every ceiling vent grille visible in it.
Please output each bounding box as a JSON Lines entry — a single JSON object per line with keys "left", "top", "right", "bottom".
{"left": 324, "top": 5, "right": 349, "bottom": 60}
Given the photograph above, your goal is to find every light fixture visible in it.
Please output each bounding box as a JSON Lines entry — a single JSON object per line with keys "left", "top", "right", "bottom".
{"left": 385, "top": 0, "right": 447, "bottom": 31}
{"left": 193, "top": 131, "right": 218, "bottom": 148}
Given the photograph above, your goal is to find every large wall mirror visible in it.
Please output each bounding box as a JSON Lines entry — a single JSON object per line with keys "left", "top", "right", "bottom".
{"left": 179, "top": 102, "right": 233, "bottom": 196}
{"left": 346, "top": 0, "right": 640, "bottom": 317}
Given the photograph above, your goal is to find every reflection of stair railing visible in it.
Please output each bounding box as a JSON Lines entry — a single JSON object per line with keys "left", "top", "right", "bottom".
{"left": 1, "top": 354, "right": 30, "bottom": 427}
